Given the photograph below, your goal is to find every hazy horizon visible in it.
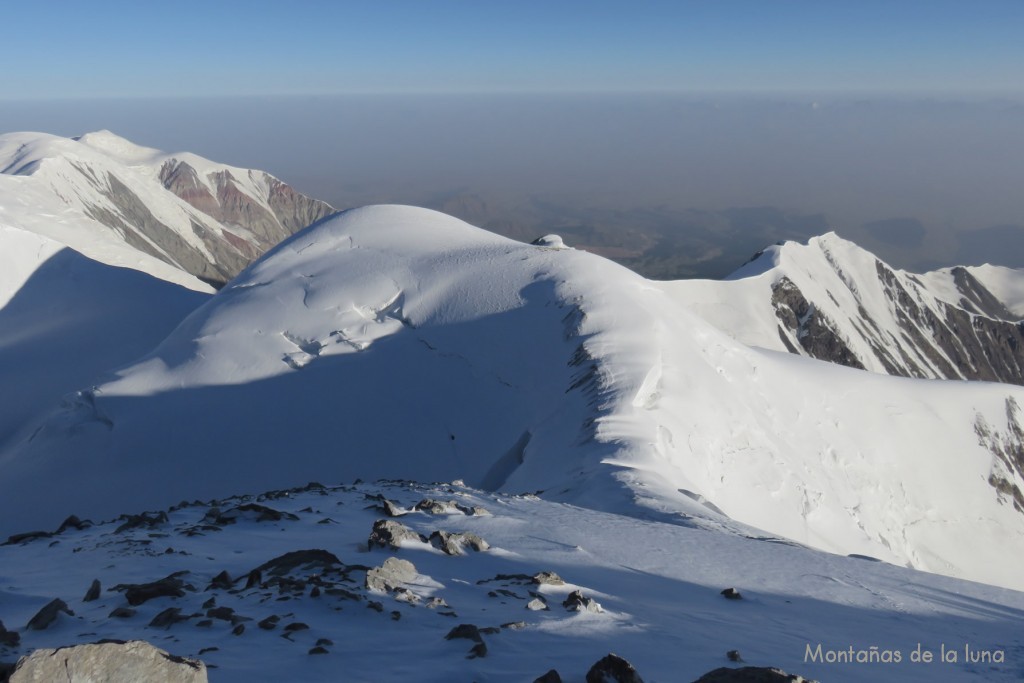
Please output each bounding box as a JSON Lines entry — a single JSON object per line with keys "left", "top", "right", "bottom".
{"left": 4, "top": 92, "right": 1023, "bottom": 274}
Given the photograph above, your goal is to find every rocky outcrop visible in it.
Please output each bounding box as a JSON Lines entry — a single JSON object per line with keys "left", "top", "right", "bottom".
{"left": 9, "top": 640, "right": 207, "bottom": 683}
{"left": 692, "top": 666, "right": 815, "bottom": 682}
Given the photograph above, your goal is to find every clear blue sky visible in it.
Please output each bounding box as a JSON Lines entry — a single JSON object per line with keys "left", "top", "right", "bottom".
{"left": 4, "top": 0, "right": 1023, "bottom": 99}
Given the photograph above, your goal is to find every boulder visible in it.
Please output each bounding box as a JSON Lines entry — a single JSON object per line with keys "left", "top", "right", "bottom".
{"left": 9, "top": 640, "right": 207, "bottom": 682}
{"left": 586, "top": 653, "right": 644, "bottom": 683}
{"left": 26, "top": 599, "right": 74, "bottom": 630}
{"left": 365, "top": 557, "right": 417, "bottom": 592}
{"left": 563, "top": 590, "right": 603, "bottom": 613}
{"left": 429, "top": 530, "right": 490, "bottom": 555}
{"left": 367, "top": 520, "right": 425, "bottom": 549}
{"left": 535, "top": 671, "right": 563, "bottom": 683}
{"left": 83, "top": 579, "right": 101, "bottom": 602}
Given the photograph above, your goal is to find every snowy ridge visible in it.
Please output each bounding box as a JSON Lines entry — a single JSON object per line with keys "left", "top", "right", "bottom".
{"left": 665, "top": 232, "right": 1024, "bottom": 384}
{"left": 0, "top": 131, "right": 334, "bottom": 286}
{"left": 3, "top": 206, "right": 1024, "bottom": 593}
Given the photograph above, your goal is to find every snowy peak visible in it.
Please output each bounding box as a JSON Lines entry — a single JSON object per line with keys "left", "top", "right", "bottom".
{"left": 671, "top": 231, "right": 1024, "bottom": 385}
{"left": 0, "top": 131, "right": 335, "bottom": 286}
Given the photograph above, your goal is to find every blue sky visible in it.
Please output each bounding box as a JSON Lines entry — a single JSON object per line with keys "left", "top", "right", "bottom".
{"left": 5, "top": 0, "right": 1024, "bottom": 99}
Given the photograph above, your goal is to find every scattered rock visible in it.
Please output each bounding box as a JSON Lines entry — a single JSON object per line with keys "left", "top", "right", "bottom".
{"left": 207, "top": 570, "right": 233, "bottom": 591}
{"left": 533, "top": 571, "right": 565, "bottom": 586}
{"left": 367, "top": 519, "right": 426, "bottom": 549}
{"left": 114, "top": 572, "right": 192, "bottom": 606}
{"left": 415, "top": 498, "right": 457, "bottom": 514}
{"left": 258, "top": 616, "right": 280, "bottom": 630}
{"left": 526, "top": 598, "right": 549, "bottom": 611}
{"left": 8, "top": 640, "right": 207, "bottom": 683}
{"left": 445, "top": 624, "right": 483, "bottom": 643}
{"left": 721, "top": 588, "right": 742, "bottom": 600}
{"left": 202, "top": 597, "right": 216, "bottom": 609}
{"left": 429, "top": 530, "right": 490, "bottom": 555}
{"left": 502, "top": 621, "right": 527, "bottom": 630}
{"left": 308, "top": 646, "right": 329, "bottom": 655}
{"left": 232, "top": 624, "right": 245, "bottom": 636}
{"left": 149, "top": 607, "right": 191, "bottom": 629}
{"left": 26, "top": 598, "right": 74, "bottom": 630}
{"left": 283, "top": 622, "right": 309, "bottom": 632}
{"left": 468, "top": 642, "right": 488, "bottom": 659}
{"left": 206, "top": 607, "right": 236, "bottom": 622}
{"left": 563, "top": 590, "right": 603, "bottom": 613}
{"left": 727, "top": 650, "right": 743, "bottom": 662}
{"left": 365, "top": 557, "right": 417, "bottom": 592}
{"left": 585, "top": 653, "right": 644, "bottom": 683}
{"left": 692, "top": 667, "right": 815, "bottom": 682}
{"left": 426, "top": 597, "right": 449, "bottom": 609}
{"left": 83, "top": 579, "right": 101, "bottom": 603}
{"left": 535, "top": 670, "right": 563, "bottom": 683}
{"left": 204, "top": 503, "right": 298, "bottom": 525}
{"left": 244, "top": 570, "right": 262, "bottom": 589}
{"left": 0, "top": 620, "right": 19, "bottom": 647}
{"left": 109, "top": 607, "right": 136, "bottom": 619}
{"left": 252, "top": 549, "right": 343, "bottom": 577}
{"left": 198, "top": 647, "right": 219, "bottom": 655}
{"left": 316, "top": 638, "right": 334, "bottom": 647}
{"left": 114, "top": 511, "right": 169, "bottom": 534}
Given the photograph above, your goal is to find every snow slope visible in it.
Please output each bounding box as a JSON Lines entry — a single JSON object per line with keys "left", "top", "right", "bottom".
{"left": 0, "top": 225, "right": 211, "bottom": 450}
{"left": 2, "top": 205, "right": 1023, "bottom": 593}
{"left": 1, "top": 479, "right": 1021, "bottom": 682}
{"left": 0, "top": 131, "right": 333, "bottom": 286}
{"left": 664, "top": 233, "right": 1024, "bottom": 384}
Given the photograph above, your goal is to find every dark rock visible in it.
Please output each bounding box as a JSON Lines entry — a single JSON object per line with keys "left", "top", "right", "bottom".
{"left": 198, "top": 647, "right": 219, "bottom": 655}
{"left": 26, "top": 598, "right": 74, "bottom": 630}
{"left": 252, "top": 549, "right": 342, "bottom": 576}
{"left": 207, "top": 570, "right": 233, "bottom": 591}
{"left": 204, "top": 503, "right": 298, "bottom": 525}
{"left": 309, "top": 586, "right": 321, "bottom": 598}
{"left": 258, "top": 616, "right": 280, "bottom": 630}
{"left": 727, "top": 650, "right": 743, "bottom": 662}
{"left": 692, "top": 667, "right": 814, "bottom": 682}
{"left": 308, "top": 646, "right": 329, "bottom": 655}
{"left": 3, "top": 530, "right": 51, "bottom": 546}
{"left": 0, "top": 620, "right": 19, "bottom": 647}
{"left": 109, "top": 607, "right": 136, "bottom": 619}
{"left": 114, "top": 511, "right": 169, "bottom": 534}
{"left": 391, "top": 610, "right": 402, "bottom": 621}
{"left": 535, "top": 671, "right": 563, "bottom": 683}
{"left": 316, "top": 638, "right": 334, "bottom": 647}
{"left": 445, "top": 624, "right": 483, "bottom": 643}
{"left": 244, "top": 570, "right": 262, "bottom": 589}
{"left": 467, "top": 642, "right": 488, "bottom": 659}
{"left": 206, "top": 607, "right": 235, "bottom": 621}
{"left": 429, "top": 530, "right": 490, "bottom": 555}
{"left": 367, "top": 519, "right": 425, "bottom": 549}
{"left": 202, "top": 597, "right": 216, "bottom": 609}
{"left": 83, "top": 579, "right": 101, "bottom": 602}
{"left": 116, "top": 572, "right": 191, "bottom": 606}
{"left": 366, "top": 601, "right": 384, "bottom": 613}
{"left": 232, "top": 623, "right": 245, "bottom": 636}
{"left": 56, "top": 515, "right": 91, "bottom": 533}
{"left": 149, "top": 607, "right": 190, "bottom": 629}
{"left": 283, "top": 622, "right": 309, "bottom": 632}
{"left": 195, "top": 620, "right": 213, "bottom": 628}
{"left": 721, "top": 588, "right": 742, "bottom": 600}
{"left": 563, "top": 590, "right": 603, "bottom": 613}
{"left": 586, "top": 653, "right": 644, "bottom": 683}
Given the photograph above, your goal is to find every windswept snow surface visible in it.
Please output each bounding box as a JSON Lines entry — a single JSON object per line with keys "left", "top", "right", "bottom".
{"left": 1, "top": 480, "right": 1021, "bottom": 682}
{"left": 2, "top": 206, "right": 1024, "bottom": 594}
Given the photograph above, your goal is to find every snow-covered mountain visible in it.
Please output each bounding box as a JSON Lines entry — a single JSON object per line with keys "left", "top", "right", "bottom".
{"left": 3, "top": 206, "right": 1023, "bottom": 595}
{"left": 665, "top": 233, "right": 1024, "bottom": 384}
{"left": 0, "top": 131, "right": 334, "bottom": 286}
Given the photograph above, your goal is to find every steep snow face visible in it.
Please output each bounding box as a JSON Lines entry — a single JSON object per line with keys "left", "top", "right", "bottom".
{"left": 3, "top": 207, "right": 1024, "bottom": 592}
{"left": 665, "top": 233, "right": 1024, "bottom": 384}
{"left": 0, "top": 225, "right": 210, "bottom": 451}
{"left": 0, "top": 131, "right": 333, "bottom": 286}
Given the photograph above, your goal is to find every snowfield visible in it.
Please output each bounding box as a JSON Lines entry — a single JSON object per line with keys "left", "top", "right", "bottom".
{"left": 0, "top": 480, "right": 1022, "bottom": 682}
{"left": 1, "top": 205, "right": 1023, "bottom": 598}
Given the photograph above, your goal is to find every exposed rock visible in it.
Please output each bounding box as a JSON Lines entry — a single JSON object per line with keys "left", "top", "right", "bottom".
{"left": 150, "top": 607, "right": 195, "bottom": 629}
{"left": 368, "top": 519, "right": 426, "bottom": 549}
{"left": 108, "top": 607, "right": 136, "bottom": 619}
{"left": 429, "top": 530, "right": 490, "bottom": 555}
{"left": 232, "top": 624, "right": 245, "bottom": 636}
{"left": 526, "top": 598, "right": 549, "bottom": 611}
{"left": 206, "top": 570, "right": 233, "bottom": 591}
{"left": 308, "top": 646, "right": 329, "bottom": 655}
{"left": 252, "top": 549, "right": 342, "bottom": 576}
{"left": 533, "top": 571, "right": 565, "bottom": 586}
{"left": 468, "top": 642, "right": 488, "bottom": 659}
{"left": 721, "top": 588, "right": 742, "bottom": 600}
{"left": 114, "top": 511, "right": 169, "bottom": 534}
{"left": 692, "top": 667, "right": 815, "bottom": 682}
{"left": 445, "top": 624, "right": 484, "bottom": 643}
{"left": 9, "top": 640, "right": 207, "bottom": 683}
{"left": 283, "top": 622, "right": 309, "bottom": 632}
{"left": 535, "top": 670, "right": 563, "bottom": 683}
{"left": 203, "top": 503, "right": 298, "bottom": 525}
{"left": 258, "top": 616, "right": 280, "bottom": 630}
{"left": 415, "top": 498, "right": 459, "bottom": 514}
{"left": 586, "top": 653, "right": 644, "bottom": 683}
{"left": 563, "top": 590, "right": 603, "bottom": 613}
{"left": 83, "top": 579, "right": 101, "bottom": 602}
{"left": 727, "top": 650, "right": 743, "bottom": 662}
{"left": 114, "top": 572, "right": 191, "bottom": 606}
{"left": 365, "top": 557, "right": 417, "bottom": 592}
{"left": 25, "top": 598, "right": 74, "bottom": 630}
{"left": 0, "top": 620, "right": 19, "bottom": 647}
